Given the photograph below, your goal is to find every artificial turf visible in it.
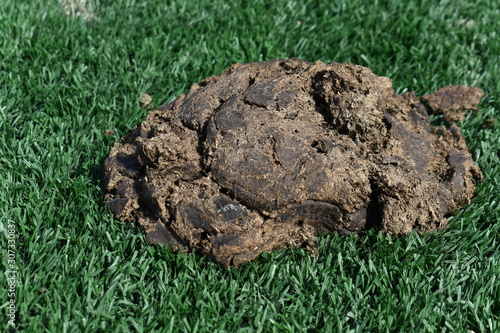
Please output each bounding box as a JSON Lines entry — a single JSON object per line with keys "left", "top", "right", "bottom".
{"left": 1, "top": 0, "right": 498, "bottom": 332}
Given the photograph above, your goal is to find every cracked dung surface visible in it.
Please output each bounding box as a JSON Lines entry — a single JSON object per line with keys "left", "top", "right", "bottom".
{"left": 103, "top": 59, "right": 483, "bottom": 267}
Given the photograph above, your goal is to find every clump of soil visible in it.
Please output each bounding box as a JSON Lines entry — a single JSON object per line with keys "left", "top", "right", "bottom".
{"left": 103, "top": 59, "right": 483, "bottom": 267}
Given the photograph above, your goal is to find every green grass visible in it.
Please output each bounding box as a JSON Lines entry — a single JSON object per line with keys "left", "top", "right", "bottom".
{"left": 1, "top": 0, "right": 498, "bottom": 331}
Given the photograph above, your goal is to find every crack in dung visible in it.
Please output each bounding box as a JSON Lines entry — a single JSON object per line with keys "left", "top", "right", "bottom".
{"left": 310, "top": 71, "right": 335, "bottom": 127}
{"left": 365, "top": 177, "right": 383, "bottom": 230}
{"left": 196, "top": 120, "right": 210, "bottom": 175}
{"left": 311, "top": 92, "right": 334, "bottom": 128}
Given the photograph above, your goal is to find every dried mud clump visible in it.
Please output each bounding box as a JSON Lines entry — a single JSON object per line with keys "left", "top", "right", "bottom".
{"left": 103, "top": 59, "right": 483, "bottom": 267}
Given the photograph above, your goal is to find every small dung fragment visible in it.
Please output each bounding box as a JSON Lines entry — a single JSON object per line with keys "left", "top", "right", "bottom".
{"left": 483, "top": 118, "right": 495, "bottom": 128}
{"left": 421, "top": 85, "right": 484, "bottom": 123}
{"left": 139, "top": 92, "right": 153, "bottom": 109}
{"left": 103, "top": 59, "right": 483, "bottom": 267}
{"left": 104, "top": 129, "right": 116, "bottom": 136}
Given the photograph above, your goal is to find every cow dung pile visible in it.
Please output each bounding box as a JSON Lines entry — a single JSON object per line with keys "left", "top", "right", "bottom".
{"left": 103, "top": 59, "right": 483, "bottom": 267}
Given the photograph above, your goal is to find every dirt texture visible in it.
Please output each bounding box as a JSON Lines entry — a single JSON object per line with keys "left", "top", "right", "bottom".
{"left": 103, "top": 59, "right": 483, "bottom": 267}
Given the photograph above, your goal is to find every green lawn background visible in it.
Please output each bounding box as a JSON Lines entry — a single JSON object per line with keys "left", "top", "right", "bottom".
{"left": 1, "top": 0, "right": 498, "bottom": 332}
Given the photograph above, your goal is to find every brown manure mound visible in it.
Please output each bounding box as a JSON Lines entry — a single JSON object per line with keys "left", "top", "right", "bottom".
{"left": 103, "top": 59, "right": 483, "bottom": 267}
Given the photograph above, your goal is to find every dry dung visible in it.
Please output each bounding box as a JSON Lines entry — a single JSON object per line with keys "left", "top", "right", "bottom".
{"left": 103, "top": 59, "right": 483, "bottom": 267}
